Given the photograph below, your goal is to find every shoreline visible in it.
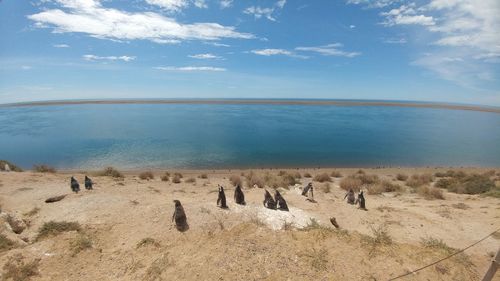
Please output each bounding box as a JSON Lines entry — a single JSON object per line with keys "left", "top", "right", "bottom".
{"left": 1, "top": 99, "right": 499, "bottom": 114}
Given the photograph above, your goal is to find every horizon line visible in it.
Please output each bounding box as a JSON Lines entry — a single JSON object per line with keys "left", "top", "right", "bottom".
{"left": 1, "top": 98, "right": 499, "bottom": 114}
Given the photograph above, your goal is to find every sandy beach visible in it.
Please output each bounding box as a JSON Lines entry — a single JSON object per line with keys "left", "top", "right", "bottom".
{"left": 0, "top": 167, "right": 499, "bottom": 280}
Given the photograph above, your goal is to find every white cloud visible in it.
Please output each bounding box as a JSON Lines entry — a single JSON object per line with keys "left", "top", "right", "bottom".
{"left": 381, "top": 4, "right": 435, "bottom": 26}
{"left": 188, "top": 53, "right": 221, "bottom": 59}
{"left": 205, "top": 42, "right": 230, "bottom": 47}
{"left": 349, "top": 25, "right": 356, "bottom": 28}
{"left": 347, "top": 0, "right": 400, "bottom": 8}
{"left": 251, "top": 48, "right": 307, "bottom": 58}
{"left": 83, "top": 55, "right": 136, "bottom": 62}
{"left": 21, "top": 65, "right": 33, "bottom": 70}
{"left": 145, "top": 0, "right": 189, "bottom": 12}
{"left": 53, "top": 44, "right": 70, "bottom": 48}
{"left": 295, "top": 43, "right": 361, "bottom": 58}
{"left": 154, "top": 66, "right": 227, "bottom": 72}
{"left": 383, "top": 37, "right": 407, "bottom": 44}
{"left": 244, "top": 0, "right": 286, "bottom": 21}
{"left": 28, "top": 0, "right": 254, "bottom": 44}
{"left": 219, "top": 0, "right": 233, "bottom": 9}
{"left": 193, "top": 0, "right": 207, "bottom": 9}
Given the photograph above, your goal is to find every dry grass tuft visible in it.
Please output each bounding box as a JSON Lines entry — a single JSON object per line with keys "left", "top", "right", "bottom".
{"left": 245, "top": 171, "right": 264, "bottom": 188}
{"left": 418, "top": 186, "right": 445, "bottom": 200}
{"left": 367, "top": 180, "right": 402, "bottom": 195}
{"left": 99, "top": 167, "right": 124, "bottom": 178}
{"left": 330, "top": 170, "right": 342, "bottom": 178}
{"left": 313, "top": 173, "right": 332, "bottom": 183}
{"left": 301, "top": 248, "right": 329, "bottom": 271}
{"left": 137, "top": 237, "right": 161, "bottom": 248}
{"left": 139, "top": 171, "right": 154, "bottom": 180}
{"left": 421, "top": 237, "right": 454, "bottom": 253}
{"left": 198, "top": 173, "right": 208, "bottom": 179}
{"left": 436, "top": 174, "right": 495, "bottom": 195}
{"left": 23, "top": 207, "right": 40, "bottom": 217}
{"left": 70, "top": 234, "right": 92, "bottom": 256}
{"left": 33, "top": 164, "right": 56, "bottom": 173}
{"left": 396, "top": 174, "right": 408, "bottom": 181}
{"left": 0, "top": 234, "right": 16, "bottom": 252}
{"left": 303, "top": 172, "right": 312, "bottom": 178}
{"left": 2, "top": 254, "right": 40, "bottom": 281}
{"left": 406, "top": 174, "right": 434, "bottom": 187}
{"left": 145, "top": 254, "right": 174, "bottom": 281}
{"left": 320, "top": 183, "right": 332, "bottom": 193}
{"left": 339, "top": 177, "right": 363, "bottom": 191}
{"left": 160, "top": 172, "right": 170, "bottom": 182}
{"left": 37, "top": 221, "right": 81, "bottom": 240}
{"left": 172, "top": 174, "right": 182, "bottom": 184}
{"left": 451, "top": 203, "right": 470, "bottom": 210}
{"left": 185, "top": 177, "right": 196, "bottom": 183}
{"left": 229, "top": 175, "right": 242, "bottom": 186}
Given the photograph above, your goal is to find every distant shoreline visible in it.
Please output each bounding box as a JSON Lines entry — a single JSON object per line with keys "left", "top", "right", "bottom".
{"left": 1, "top": 99, "right": 499, "bottom": 114}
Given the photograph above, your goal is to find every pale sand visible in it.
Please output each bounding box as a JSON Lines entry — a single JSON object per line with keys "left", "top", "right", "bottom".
{"left": 1, "top": 99, "right": 499, "bottom": 114}
{"left": 0, "top": 167, "right": 499, "bottom": 280}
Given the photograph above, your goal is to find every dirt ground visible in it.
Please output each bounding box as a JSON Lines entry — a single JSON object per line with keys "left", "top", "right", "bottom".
{"left": 0, "top": 167, "right": 499, "bottom": 281}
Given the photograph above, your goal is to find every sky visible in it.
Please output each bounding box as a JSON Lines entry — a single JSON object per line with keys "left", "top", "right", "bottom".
{"left": 0, "top": 0, "right": 499, "bottom": 105}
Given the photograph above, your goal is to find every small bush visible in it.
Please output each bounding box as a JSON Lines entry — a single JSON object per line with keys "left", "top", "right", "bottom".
{"left": 418, "top": 186, "right": 445, "bottom": 200}
{"left": 357, "top": 174, "right": 380, "bottom": 185}
{"left": 229, "top": 175, "right": 242, "bottom": 186}
{"left": 33, "top": 164, "right": 56, "bottom": 173}
{"left": 37, "top": 221, "right": 81, "bottom": 240}
{"left": 160, "top": 172, "right": 169, "bottom": 182}
{"left": 137, "top": 237, "right": 160, "bottom": 248}
{"left": 2, "top": 254, "right": 40, "bottom": 281}
{"left": 339, "top": 177, "right": 363, "bottom": 191}
{"left": 174, "top": 172, "right": 183, "bottom": 178}
{"left": 321, "top": 183, "right": 331, "bottom": 193}
{"left": 281, "top": 173, "right": 299, "bottom": 187}
{"left": 290, "top": 171, "right": 302, "bottom": 179}
{"left": 367, "top": 180, "right": 402, "bottom": 195}
{"left": 185, "top": 177, "right": 196, "bottom": 183}
{"left": 0, "top": 160, "right": 23, "bottom": 172}
{"left": 313, "top": 173, "right": 331, "bottom": 183}
{"left": 330, "top": 171, "right": 342, "bottom": 178}
{"left": 199, "top": 174, "right": 208, "bottom": 179}
{"left": 278, "top": 170, "right": 287, "bottom": 176}
{"left": 172, "top": 174, "right": 181, "bottom": 184}
{"left": 421, "top": 237, "right": 454, "bottom": 253}
{"left": 139, "top": 171, "right": 154, "bottom": 180}
{"left": 302, "top": 248, "right": 328, "bottom": 271}
{"left": 451, "top": 203, "right": 470, "bottom": 210}
{"left": 100, "top": 167, "right": 124, "bottom": 178}
{"left": 406, "top": 174, "right": 433, "bottom": 188}
{"left": 396, "top": 174, "right": 408, "bottom": 181}
{"left": 438, "top": 174, "right": 495, "bottom": 195}
{"left": 70, "top": 234, "right": 92, "bottom": 256}
{"left": 362, "top": 224, "right": 392, "bottom": 252}
{"left": 245, "top": 171, "right": 264, "bottom": 188}
{"left": 356, "top": 169, "right": 365, "bottom": 175}
{"left": 303, "top": 172, "right": 312, "bottom": 178}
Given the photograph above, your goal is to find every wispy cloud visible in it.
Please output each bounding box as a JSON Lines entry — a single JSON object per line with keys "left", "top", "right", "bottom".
{"left": 193, "top": 0, "right": 208, "bottom": 9}
{"left": 145, "top": 0, "right": 189, "bottom": 12}
{"left": 21, "top": 65, "right": 33, "bottom": 70}
{"left": 244, "top": 0, "right": 287, "bottom": 21}
{"left": 347, "top": 0, "right": 400, "bottom": 8}
{"left": 28, "top": 0, "right": 254, "bottom": 44}
{"left": 219, "top": 0, "right": 233, "bottom": 9}
{"left": 296, "top": 43, "right": 361, "bottom": 58}
{"left": 83, "top": 55, "right": 136, "bottom": 62}
{"left": 251, "top": 48, "right": 308, "bottom": 59}
{"left": 205, "top": 42, "right": 230, "bottom": 47}
{"left": 53, "top": 44, "right": 70, "bottom": 48}
{"left": 188, "top": 53, "right": 222, "bottom": 59}
{"left": 383, "top": 37, "right": 407, "bottom": 44}
{"left": 380, "top": 4, "right": 435, "bottom": 26}
{"left": 154, "top": 66, "right": 227, "bottom": 72}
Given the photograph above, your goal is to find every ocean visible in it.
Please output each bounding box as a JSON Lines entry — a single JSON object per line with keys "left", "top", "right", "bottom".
{"left": 0, "top": 102, "right": 499, "bottom": 169}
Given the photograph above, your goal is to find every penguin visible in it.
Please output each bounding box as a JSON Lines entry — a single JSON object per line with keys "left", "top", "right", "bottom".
{"left": 356, "top": 191, "right": 366, "bottom": 210}
{"left": 301, "top": 183, "right": 312, "bottom": 197}
{"left": 344, "top": 189, "right": 356, "bottom": 204}
{"left": 263, "top": 189, "right": 276, "bottom": 210}
{"left": 274, "top": 190, "right": 289, "bottom": 211}
{"left": 84, "top": 176, "right": 93, "bottom": 190}
{"left": 172, "top": 200, "right": 188, "bottom": 232}
{"left": 234, "top": 184, "right": 246, "bottom": 205}
{"left": 70, "top": 177, "right": 80, "bottom": 193}
{"left": 217, "top": 185, "right": 228, "bottom": 209}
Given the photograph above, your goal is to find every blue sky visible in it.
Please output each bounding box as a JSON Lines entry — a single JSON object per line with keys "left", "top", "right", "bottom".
{"left": 0, "top": 0, "right": 499, "bottom": 105}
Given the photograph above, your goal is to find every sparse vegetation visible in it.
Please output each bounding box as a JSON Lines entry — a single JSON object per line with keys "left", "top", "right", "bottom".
{"left": 362, "top": 224, "right": 392, "bottom": 252}
{"left": 313, "top": 173, "right": 332, "bottom": 183}
{"left": 302, "top": 248, "right": 328, "bottom": 271}
{"left": 330, "top": 170, "right": 342, "bottom": 178}
{"left": 421, "top": 237, "right": 454, "bottom": 253}
{"left": 199, "top": 173, "right": 208, "bottom": 179}
{"left": 23, "top": 207, "right": 40, "bottom": 217}
{"left": 139, "top": 171, "right": 154, "bottom": 180}
{"left": 0, "top": 160, "right": 23, "bottom": 172}
{"left": 436, "top": 174, "right": 495, "bottom": 195}
{"left": 229, "top": 175, "right": 242, "bottom": 186}
{"left": 406, "top": 174, "right": 434, "bottom": 188}
{"left": 451, "top": 203, "right": 470, "bottom": 209}
{"left": 160, "top": 172, "right": 170, "bottom": 182}
{"left": 303, "top": 172, "right": 312, "bottom": 178}
{"left": 339, "top": 177, "right": 363, "bottom": 191}
{"left": 396, "top": 173, "right": 408, "bottom": 181}
{"left": 0, "top": 234, "right": 16, "bottom": 252}
{"left": 137, "top": 237, "right": 160, "bottom": 248}
{"left": 290, "top": 171, "right": 302, "bottom": 179}
{"left": 367, "top": 180, "right": 402, "bottom": 195}
{"left": 320, "top": 183, "right": 331, "bottom": 193}
{"left": 70, "top": 234, "right": 92, "bottom": 256}
{"left": 185, "top": 177, "right": 196, "bottom": 183}
{"left": 33, "top": 164, "right": 56, "bottom": 173}
{"left": 245, "top": 171, "right": 264, "bottom": 188}
{"left": 418, "top": 186, "right": 445, "bottom": 200}
{"left": 37, "top": 221, "right": 81, "bottom": 240}
{"left": 100, "top": 167, "right": 124, "bottom": 178}
{"left": 172, "top": 174, "right": 181, "bottom": 184}
{"left": 2, "top": 254, "right": 40, "bottom": 281}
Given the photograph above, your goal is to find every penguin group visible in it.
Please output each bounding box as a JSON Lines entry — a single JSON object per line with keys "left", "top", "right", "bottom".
{"left": 70, "top": 176, "right": 94, "bottom": 193}
{"left": 344, "top": 188, "right": 366, "bottom": 210}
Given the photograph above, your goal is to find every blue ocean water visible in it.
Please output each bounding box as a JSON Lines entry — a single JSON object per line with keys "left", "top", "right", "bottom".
{"left": 0, "top": 103, "right": 499, "bottom": 169}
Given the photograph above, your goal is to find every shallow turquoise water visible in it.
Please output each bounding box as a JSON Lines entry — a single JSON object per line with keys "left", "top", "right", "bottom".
{"left": 0, "top": 104, "right": 499, "bottom": 169}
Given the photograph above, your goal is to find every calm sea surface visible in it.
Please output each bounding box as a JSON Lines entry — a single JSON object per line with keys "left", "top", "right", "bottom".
{"left": 0, "top": 103, "right": 499, "bottom": 169}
